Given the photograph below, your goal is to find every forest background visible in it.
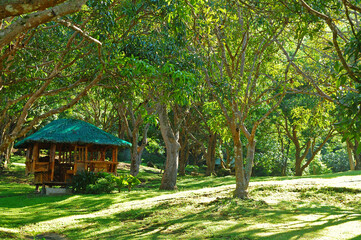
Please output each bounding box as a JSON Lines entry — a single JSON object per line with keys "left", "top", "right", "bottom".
{"left": 1, "top": 0, "right": 361, "bottom": 199}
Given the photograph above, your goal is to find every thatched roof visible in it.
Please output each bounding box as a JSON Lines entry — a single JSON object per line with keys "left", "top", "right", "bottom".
{"left": 14, "top": 119, "right": 131, "bottom": 149}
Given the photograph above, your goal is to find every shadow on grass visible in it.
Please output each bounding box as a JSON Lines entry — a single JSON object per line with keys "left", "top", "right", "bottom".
{"left": 217, "top": 211, "right": 361, "bottom": 240}
{"left": 62, "top": 196, "right": 361, "bottom": 240}
{"left": 0, "top": 193, "right": 117, "bottom": 228}
{"left": 176, "top": 175, "right": 235, "bottom": 190}
{"left": 212, "top": 203, "right": 361, "bottom": 240}
{"left": 253, "top": 170, "right": 361, "bottom": 182}
{"left": 0, "top": 166, "right": 32, "bottom": 185}
{"left": 65, "top": 201, "right": 221, "bottom": 239}
{"left": 0, "top": 229, "right": 18, "bottom": 239}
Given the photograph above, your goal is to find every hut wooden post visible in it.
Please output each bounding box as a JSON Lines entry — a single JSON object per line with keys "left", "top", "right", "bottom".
{"left": 25, "top": 147, "right": 32, "bottom": 175}
{"left": 112, "top": 147, "right": 118, "bottom": 174}
{"left": 50, "top": 144, "right": 56, "bottom": 181}
{"left": 73, "top": 146, "right": 77, "bottom": 173}
{"left": 85, "top": 146, "right": 88, "bottom": 161}
{"left": 112, "top": 148, "right": 116, "bottom": 162}
{"left": 32, "top": 143, "right": 39, "bottom": 173}
{"left": 26, "top": 147, "right": 31, "bottom": 161}
{"left": 101, "top": 150, "right": 105, "bottom": 161}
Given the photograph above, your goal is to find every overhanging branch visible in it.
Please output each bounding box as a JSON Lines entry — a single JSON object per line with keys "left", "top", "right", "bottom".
{"left": 0, "top": 0, "right": 86, "bottom": 49}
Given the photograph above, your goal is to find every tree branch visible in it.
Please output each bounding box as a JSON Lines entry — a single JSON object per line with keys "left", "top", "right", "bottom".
{"left": 0, "top": 0, "right": 68, "bottom": 19}
{"left": 0, "top": 0, "right": 86, "bottom": 49}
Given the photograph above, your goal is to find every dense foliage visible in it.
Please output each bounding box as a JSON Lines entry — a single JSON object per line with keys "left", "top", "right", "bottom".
{"left": 71, "top": 171, "right": 141, "bottom": 194}
{"left": 1, "top": 0, "right": 361, "bottom": 198}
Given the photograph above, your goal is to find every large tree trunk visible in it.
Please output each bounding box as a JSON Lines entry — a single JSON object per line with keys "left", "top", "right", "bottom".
{"left": 130, "top": 146, "right": 146, "bottom": 176}
{"left": 354, "top": 140, "right": 361, "bottom": 170}
{"left": 295, "top": 152, "right": 304, "bottom": 176}
{"left": 355, "top": 155, "right": 361, "bottom": 170}
{"left": 292, "top": 131, "right": 309, "bottom": 177}
{"left": 158, "top": 104, "right": 180, "bottom": 190}
{"left": 0, "top": 158, "right": 4, "bottom": 170}
{"left": 130, "top": 123, "right": 149, "bottom": 176}
{"left": 245, "top": 140, "right": 255, "bottom": 184}
{"left": 0, "top": 141, "right": 14, "bottom": 169}
{"left": 205, "top": 133, "right": 217, "bottom": 176}
{"left": 129, "top": 133, "right": 140, "bottom": 176}
{"left": 293, "top": 129, "right": 333, "bottom": 176}
{"left": 346, "top": 140, "right": 355, "bottom": 170}
{"left": 0, "top": 136, "right": 13, "bottom": 169}
{"left": 233, "top": 134, "right": 247, "bottom": 199}
{"left": 232, "top": 128, "right": 250, "bottom": 199}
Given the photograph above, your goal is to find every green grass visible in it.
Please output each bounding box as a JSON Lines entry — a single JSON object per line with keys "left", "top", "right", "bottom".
{"left": 1, "top": 157, "right": 361, "bottom": 239}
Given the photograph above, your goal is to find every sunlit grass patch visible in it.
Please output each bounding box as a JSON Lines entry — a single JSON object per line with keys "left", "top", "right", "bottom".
{"left": 1, "top": 161, "right": 361, "bottom": 239}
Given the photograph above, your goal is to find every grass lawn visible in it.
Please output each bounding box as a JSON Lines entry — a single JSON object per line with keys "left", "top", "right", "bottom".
{"left": 1, "top": 159, "right": 361, "bottom": 240}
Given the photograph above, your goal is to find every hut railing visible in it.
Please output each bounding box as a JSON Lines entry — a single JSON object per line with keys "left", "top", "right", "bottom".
{"left": 74, "top": 160, "right": 117, "bottom": 174}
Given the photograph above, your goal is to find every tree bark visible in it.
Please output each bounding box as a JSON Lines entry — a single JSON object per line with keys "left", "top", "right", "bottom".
{"left": 0, "top": 136, "right": 14, "bottom": 169}
{"left": 158, "top": 103, "right": 180, "bottom": 190}
{"left": 205, "top": 132, "right": 217, "bottom": 176}
{"left": 130, "top": 123, "right": 149, "bottom": 176}
{"left": 233, "top": 131, "right": 247, "bottom": 199}
{"left": 294, "top": 129, "right": 334, "bottom": 176}
{"left": 0, "top": 0, "right": 87, "bottom": 49}
{"left": 354, "top": 140, "right": 361, "bottom": 170}
{"left": 295, "top": 156, "right": 303, "bottom": 176}
{"left": 0, "top": 0, "right": 68, "bottom": 19}
{"left": 245, "top": 140, "right": 255, "bottom": 183}
{"left": 346, "top": 139, "right": 355, "bottom": 170}
{"left": 0, "top": 143, "right": 12, "bottom": 169}
{"left": 129, "top": 132, "right": 139, "bottom": 176}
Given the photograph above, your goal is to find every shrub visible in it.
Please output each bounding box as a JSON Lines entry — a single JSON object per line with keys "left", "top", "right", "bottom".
{"left": 185, "top": 165, "right": 199, "bottom": 174}
{"left": 114, "top": 175, "right": 128, "bottom": 193}
{"left": 216, "top": 168, "right": 231, "bottom": 177}
{"left": 71, "top": 171, "right": 141, "bottom": 194}
{"left": 125, "top": 174, "right": 141, "bottom": 192}
{"left": 71, "top": 171, "right": 97, "bottom": 193}
{"left": 86, "top": 176, "right": 115, "bottom": 194}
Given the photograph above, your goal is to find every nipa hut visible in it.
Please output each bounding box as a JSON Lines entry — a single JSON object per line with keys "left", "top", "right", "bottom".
{"left": 14, "top": 119, "right": 131, "bottom": 188}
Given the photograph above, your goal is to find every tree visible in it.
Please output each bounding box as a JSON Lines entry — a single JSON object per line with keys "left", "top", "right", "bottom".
{"left": 118, "top": 99, "right": 153, "bottom": 176}
{"left": 283, "top": 0, "right": 361, "bottom": 156}
{"left": 185, "top": 0, "right": 288, "bottom": 198}
{"left": 116, "top": 1, "right": 200, "bottom": 189}
{"left": 0, "top": 4, "right": 104, "bottom": 168}
{"left": 278, "top": 93, "right": 336, "bottom": 176}
{"left": 186, "top": 103, "right": 221, "bottom": 176}
{"left": 0, "top": 0, "right": 159, "bottom": 169}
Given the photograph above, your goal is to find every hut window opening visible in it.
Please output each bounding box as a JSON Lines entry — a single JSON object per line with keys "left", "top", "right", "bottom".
{"left": 74, "top": 146, "right": 87, "bottom": 162}
{"left": 59, "top": 148, "right": 74, "bottom": 164}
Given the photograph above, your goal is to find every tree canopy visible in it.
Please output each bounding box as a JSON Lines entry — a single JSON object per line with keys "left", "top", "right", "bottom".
{"left": 1, "top": 0, "right": 360, "bottom": 198}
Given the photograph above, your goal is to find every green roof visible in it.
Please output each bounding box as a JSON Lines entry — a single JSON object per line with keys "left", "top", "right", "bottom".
{"left": 14, "top": 119, "right": 131, "bottom": 148}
